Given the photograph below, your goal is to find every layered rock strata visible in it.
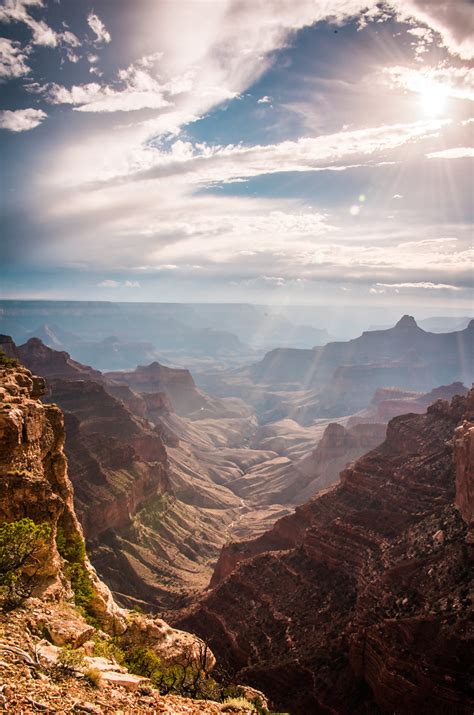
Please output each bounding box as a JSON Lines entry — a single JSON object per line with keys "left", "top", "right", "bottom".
{"left": 175, "top": 391, "right": 474, "bottom": 714}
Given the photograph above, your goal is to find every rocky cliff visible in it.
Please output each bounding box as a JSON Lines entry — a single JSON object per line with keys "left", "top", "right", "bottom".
{"left": 0, "top": 362, "right": 263, "bottom": 714}
{"left": 44, "top": 378, "right": 170, "bottom": 539}
{"left": 0, "top": 363, "right": 122, "bottom": 629}
{"left": 17, "top": 337, "right": 102, "bottom": 381}
{"left": 175, "top": 390, "right": 474, "bottom": 714}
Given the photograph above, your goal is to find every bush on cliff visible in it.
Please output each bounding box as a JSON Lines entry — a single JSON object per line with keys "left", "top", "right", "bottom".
{"left": 125, "top": 644, "right": 221, "bottom": 699}
{"left": 56, "top": 528, "right": 95, "bottom": 620}
{"left": 0, "top": 349, "right": 19, "bottom": 368}
{"left": 0, "top": 518, "right": 51, "bottom": 610}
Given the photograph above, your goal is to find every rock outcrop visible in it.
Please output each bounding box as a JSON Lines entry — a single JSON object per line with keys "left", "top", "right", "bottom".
{"left": 105, "top": 362, "right": 207, "bottom": 416}
{"left": 348, "top": 382, "right": 468, "bottom": 427}
{"left": 204, "top": 317, "right": 472, "bottom": 424}
{"left": 18, "top": 337, "right": 102, "bottom": 381}
{"left": 0, "top": 364, "right": 124, "bottom": 631}
{"left": 175, "top": 390, "right": 474, "bottom": 714}
{"left": 0, "top": 366, "right": 276, "bottom": 714}
{"left": 44, "top": 378, "right": 170, "bottom": 539}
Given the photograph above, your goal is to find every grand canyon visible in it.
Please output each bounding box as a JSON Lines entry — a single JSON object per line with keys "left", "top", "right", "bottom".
{"left": 1, "top": 0, "right": 473, "bottom": 712}
{"left": 0, "top": 303, "right": 472, "bottom": 713}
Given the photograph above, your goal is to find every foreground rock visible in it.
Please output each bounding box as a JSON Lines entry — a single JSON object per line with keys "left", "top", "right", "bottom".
{"left": 0, "top": 608, "right": 244, "bottom": 714}
{"left": 175, "top": 390, "right": 474, "bottom": 714}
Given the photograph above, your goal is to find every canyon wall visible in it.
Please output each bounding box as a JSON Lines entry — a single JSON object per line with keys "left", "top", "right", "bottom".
{"left": 175, "top": 391, "right": 474, "bottom": 714}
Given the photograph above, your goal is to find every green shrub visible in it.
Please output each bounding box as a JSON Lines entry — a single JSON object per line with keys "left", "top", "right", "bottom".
{"left": 0, "top": 350, "right": 19, "bottom": 368}
{"left": 92, "top": 634, "right": 125, "bottom": 665}
{"left": 56, "top": 528, "right": 95, "bottom": 620}
{"left": 126, "top": 646, "right": 162, "bottom": 679}
{"left": 0, "top": 518, "right": 51, "bottom": 610}
{"left": 56, "top": 645, "right": 85, "bottom": 672}
{"left": 125, "top": 644, "right": 217, "bottom": 699}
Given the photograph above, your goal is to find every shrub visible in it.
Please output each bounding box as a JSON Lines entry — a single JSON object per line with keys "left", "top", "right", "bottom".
{"left": 0, "top": 350, "right": 19, "bottom": 368}
{"left": 56, "top": 528, "right": 95, "bottom": 620}
{"left": 56, "top": 645, "right": 85, "bottom": 672}
{"left": 83, "top": 666, "right": 102, "bottom": 688}
{"left": 222, "top": 698, "right": 257, "bottom": 712}
{"left": 0, "top": 518, "right": 51, "bottom": 610}
{"left": 92, "top": 634, "right": 125, "bottom": 665}
{"left": 125, "top": 644, "right": 216, "bottom": 698}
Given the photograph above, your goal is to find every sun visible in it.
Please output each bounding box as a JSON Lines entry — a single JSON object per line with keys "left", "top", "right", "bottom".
{"left": 415, "top": 78, "right": 448, "bottom": 117}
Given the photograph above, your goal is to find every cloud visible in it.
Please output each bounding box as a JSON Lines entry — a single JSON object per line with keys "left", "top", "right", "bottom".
{"left": 0, "top": 38, "right": 30, "bottom": 80}
{"left": 0, "top": 0, "right": 58, "bottom": 47}
{"left": 104, "top": 118, "right": 448, "bottom": 188}
{"left": 384, "top": 64, "right": 474, "bottom": 103}
{"left": 426, "top": 147, "right": 474, "bottom": 159}
{"left": 392, "top": 1, "right": 474, "bottom": 60}
{"left": 34, "top": 54, "right": 171, "bottom": 113}
{"left": 87, "top": 12, "right": 111, "bottom": 44}
{"left": 97, "top": 279, "right": 140, "bottom": 288}
{"left": 0, "top": 108, "right": 47, "bottom": 132}
{"left": 375, "top": 281, "right": 462, "bottom": 291}
{"left": 0, "top": 0, "right": 82, "bottom": 55}
{"left": 257, "top": 95, "right": 272, "bottom": 104}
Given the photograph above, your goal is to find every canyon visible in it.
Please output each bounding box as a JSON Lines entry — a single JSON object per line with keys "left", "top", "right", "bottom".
{"left": 175, "top": 389, "right": 474, "bottom": 714}
{"left": 2, "top": 313, "right": 471, "bottom": 616}
{"left": 0, "top": 309, "right": 472, "bottom": 713}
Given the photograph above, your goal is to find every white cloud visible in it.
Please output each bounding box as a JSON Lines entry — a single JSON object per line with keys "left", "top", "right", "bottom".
{"left": 35, "top": 54, "right": 170, "bottom": 113}
{"left": 0, "top": 108, "right": 47, "bottom": 132}
{"left": 87, "top": 12, "right": 111, "bottom": 44}
{"left": 0, "top": 38, "right": 30, "bottom": 80}
{"left": 0, "top": 0, "right": 58, "bottom": 47}
{"left": 426, "top": 147, "right": 474, "bottom": 159}
{"left": 112, "top": 119, "right": 448, "bottom": 187}
{"left": 97, "top": 279, "right": 140, "bottom": 288}
{"left": 257, "top": 95, "right": 272, "bottom": 104}
{"left": 392, "top": 0, "right": 474, "bottom": 60}
{"left": 375, "top": 281, "right": 462, "bottom": 291}
{"left": 0, "top": 0, "right": 82, "bottom": 51}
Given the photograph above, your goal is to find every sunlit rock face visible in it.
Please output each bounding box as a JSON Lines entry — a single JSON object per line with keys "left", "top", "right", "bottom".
{"left": 0, "top": 365, "right": 125, "bottom": 631}
{"left": 0, "top": 364, "right": 217, "bottom": 686}
{"left": 175, "top": 390, "right": 474, "bottom": 715}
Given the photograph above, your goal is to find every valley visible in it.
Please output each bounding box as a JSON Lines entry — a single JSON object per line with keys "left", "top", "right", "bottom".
{"left": 1, "top": 311, "right": 471, "bottom": 617}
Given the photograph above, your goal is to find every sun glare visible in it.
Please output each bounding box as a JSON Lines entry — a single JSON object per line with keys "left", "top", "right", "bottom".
{"left": 417, "top": 80, "right": 448, "bottom": 117}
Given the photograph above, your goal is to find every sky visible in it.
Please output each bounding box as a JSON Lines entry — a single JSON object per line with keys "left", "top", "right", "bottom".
{"left": 0, "top": 0, "right": 473, "bottom": 310}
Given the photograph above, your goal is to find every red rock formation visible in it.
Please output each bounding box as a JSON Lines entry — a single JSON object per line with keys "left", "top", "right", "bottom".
{"left": 0, "top": 365, "right": 124, "bottom": 630}
{"left": 18, "top": 337, "right": 102, "bottom": 381}
{"left": 348, "top": 382, "right": 468, "bottom": 427}
{"left": 105, "top": 362, "right": 205, "bottom": 415}
{"left": 0, "top": 334, "right": 21, "bottom": 360}
{"left": 44, "top": 379, "right": 169, "bottom": 538}
{"left": 175, "top": 391, "right": 474, "bottom": 714}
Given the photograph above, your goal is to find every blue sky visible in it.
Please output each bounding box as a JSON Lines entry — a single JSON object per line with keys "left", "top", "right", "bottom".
{"left": 0, "top": 0, "right": 473, "bottom": 310}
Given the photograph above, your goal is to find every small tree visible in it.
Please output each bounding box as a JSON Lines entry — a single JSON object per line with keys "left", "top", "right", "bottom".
{"left": 0, "top": 518, "right": 51, "bottom": 610}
